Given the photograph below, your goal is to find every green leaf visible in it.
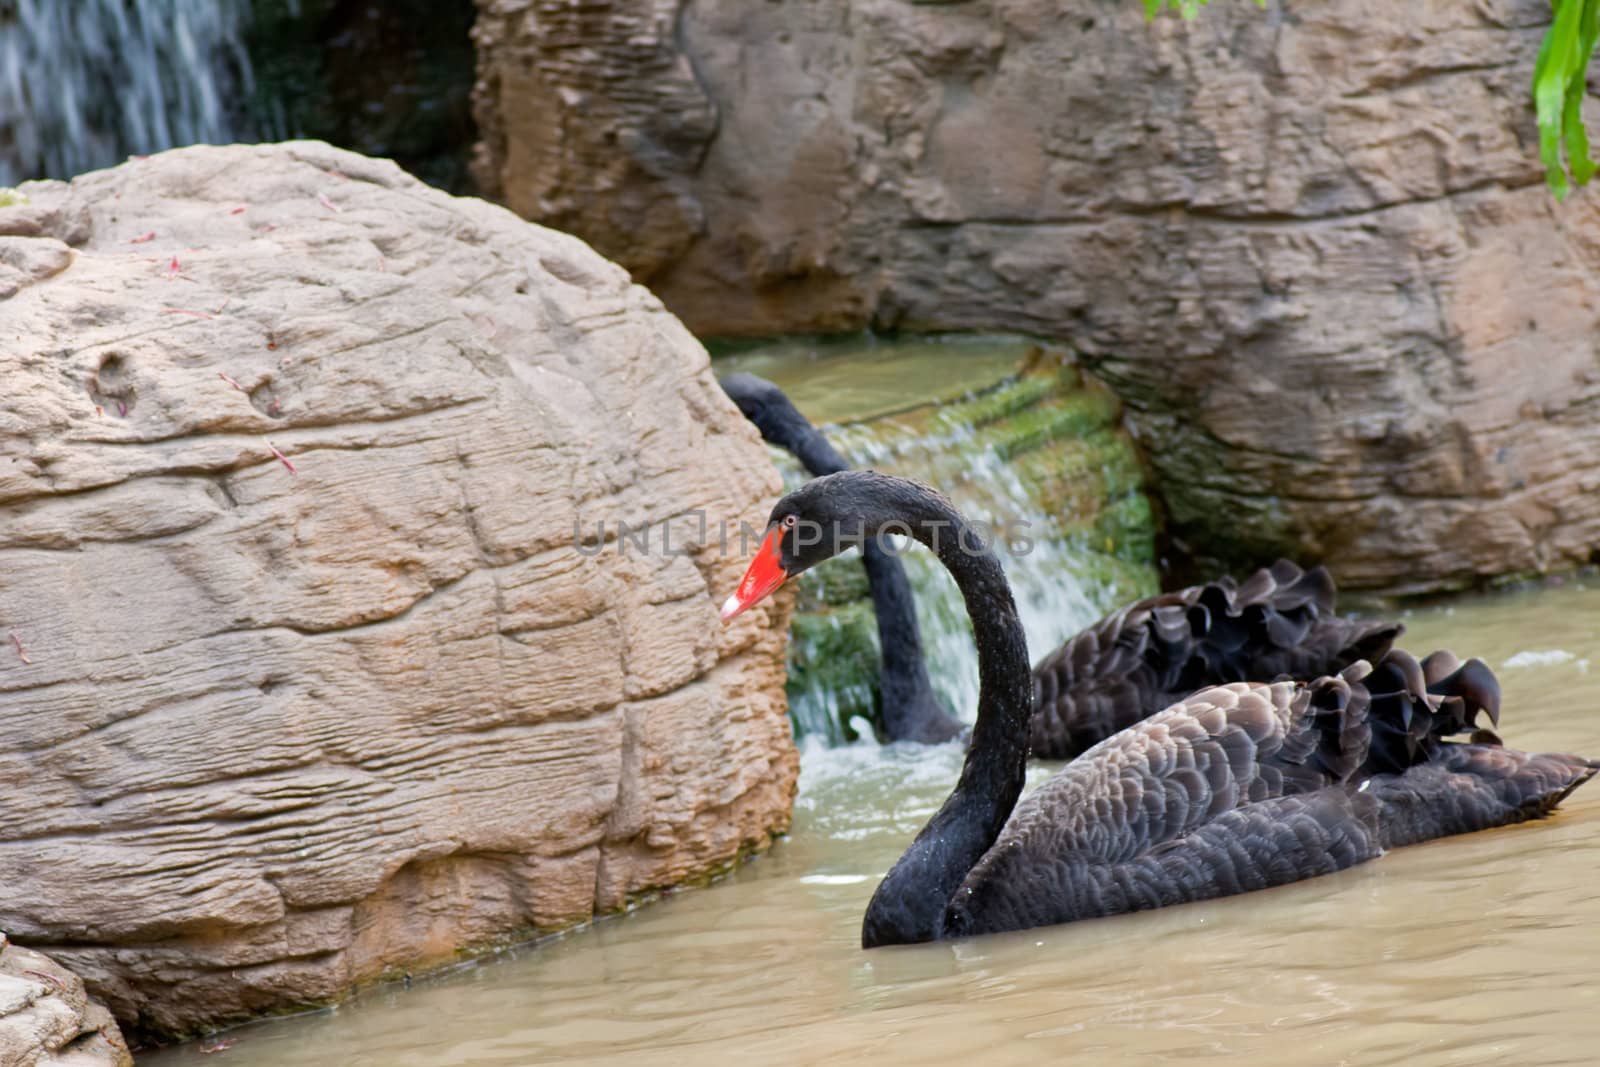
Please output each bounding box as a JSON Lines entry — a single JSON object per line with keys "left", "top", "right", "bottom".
{"left": 1567, "top": 0, "right": 1600, "bottom": 185}
{"left": 1143, "top": 0, "right": 1267, "bottom": 18}
{"left": 1563, "top": 75, "right": 1597, "bottom": 187}
{"left": 1142, "top": 0, "right": 1209, "bottom": 19}
{"left": 1533, "top": 0, "right": 1600, "bottom": 198}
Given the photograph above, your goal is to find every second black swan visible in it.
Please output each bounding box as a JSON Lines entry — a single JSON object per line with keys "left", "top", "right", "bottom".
{"left": 1029, "top": 560, "right": 1402, "bottom": 759}
{"left": 720, "top": 471, "right": 1597, "bottom": 946}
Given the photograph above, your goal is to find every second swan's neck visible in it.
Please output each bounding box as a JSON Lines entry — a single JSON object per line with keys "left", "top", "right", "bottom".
{"left": 855, "top": 478, "right": 1033, "bottom": 946}
{"left": 723, "top": 374, "right": 851, "bottom": 478}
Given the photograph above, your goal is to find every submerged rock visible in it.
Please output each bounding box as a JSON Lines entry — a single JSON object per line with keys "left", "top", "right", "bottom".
{"left": 472, "top": 0, "right": 1600, "bottom": 594}
{"left": 0, "top": 934, "right": 131, "bottom": 1067}
{"left": 0, "top": 142, "right": 796, "bottom": 1041}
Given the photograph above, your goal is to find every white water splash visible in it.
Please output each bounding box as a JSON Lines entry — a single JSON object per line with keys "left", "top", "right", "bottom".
{"left": 0, "top": 0, "right": 253, "bottom": 184}
{"left": 1503, "top": 649, "right": 1578, "bottom": 669}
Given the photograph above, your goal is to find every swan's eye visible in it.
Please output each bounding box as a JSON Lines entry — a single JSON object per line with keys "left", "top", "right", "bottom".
{"left": 781, "top": 515, "right": 797, "bottom": 529}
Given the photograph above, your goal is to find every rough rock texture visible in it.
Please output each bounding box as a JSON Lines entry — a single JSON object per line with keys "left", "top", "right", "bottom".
{"left": 471, "top": 0, "right": 1600, "bottom": 593}
{"left": 0, "top": 141, "right": 796, "bottom": 1042}
{"left": 0, "top": 934, "right": 131, "bottom": 1067}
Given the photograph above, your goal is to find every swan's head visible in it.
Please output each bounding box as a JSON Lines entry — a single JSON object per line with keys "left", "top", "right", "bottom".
{"left": 718, "top": 373, "right": 787, "bottom": 424}
{"left": 719, "top": 471, "right": 936, "bottom": 621}
{"left": 719, "top": 372, "right": 813, "bottom": 454}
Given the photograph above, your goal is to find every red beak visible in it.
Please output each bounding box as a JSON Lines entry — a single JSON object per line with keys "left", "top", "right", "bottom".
{"left": 720, "top": 525, "right": 788, "bottom": 621}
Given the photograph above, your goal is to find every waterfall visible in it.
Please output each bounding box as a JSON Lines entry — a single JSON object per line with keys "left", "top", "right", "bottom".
{"left": 718, "top": 336, "right": 1159, "bottom": 743}
{"left": 0, "top": 0, "right": 253, "bottom": 185}
{"left": 831, "top": 418, "right": 1147, "bottom": 728}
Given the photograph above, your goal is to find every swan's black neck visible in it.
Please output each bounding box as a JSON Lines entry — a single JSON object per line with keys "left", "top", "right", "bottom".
{"left": 721, "top": 373, "right": 851, "bottom": 478}
{"left": 722, "top": 375, "right": 960, "bottom": 743}
{"left": 841, "top": 478, "right": 1033, "bottom": 946}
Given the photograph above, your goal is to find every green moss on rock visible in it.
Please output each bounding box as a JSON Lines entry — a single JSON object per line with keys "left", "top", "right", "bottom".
{"left": 793, "top": 557, "right": 872, "bottom": 612}
{"left": 786, "top": 600, "right": 881, "bottom": 741}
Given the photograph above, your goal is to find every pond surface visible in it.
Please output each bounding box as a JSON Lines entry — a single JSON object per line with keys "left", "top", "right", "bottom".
{"left": 713, "top": 333, "right": 1032, "bottom": 424}
{"left": 147, "top": 581, "right": 1600, "bottom": 1066}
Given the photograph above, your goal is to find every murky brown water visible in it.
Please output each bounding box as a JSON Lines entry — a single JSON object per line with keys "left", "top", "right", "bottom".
{"left": 146, "top": 581, "right": 1600, "bottom": 1066}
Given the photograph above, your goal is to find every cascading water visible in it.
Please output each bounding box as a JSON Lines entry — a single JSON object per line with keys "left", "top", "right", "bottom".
{"left": 715, "top": 335, "right": 1160, "bottom": 743}
{"left": 0, "top": 0, "right": 253, "bottom": 185}
{"left": 833, "top": 413, "right": 1149, "bottom": 726}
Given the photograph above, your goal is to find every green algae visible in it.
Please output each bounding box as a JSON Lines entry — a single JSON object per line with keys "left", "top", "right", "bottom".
{"left": 786, "top": 600, "right": 882, "bottom": 743}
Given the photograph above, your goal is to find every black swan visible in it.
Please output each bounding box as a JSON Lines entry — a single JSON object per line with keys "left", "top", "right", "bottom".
{"left": 720, "top": 471, "right": 1597, "bottom": 946}
{"left": 1030, "top": 560, "right": 1402, "bottom": 759}
{"left": 721, "top": 373, "right": 962, "bottom": 743}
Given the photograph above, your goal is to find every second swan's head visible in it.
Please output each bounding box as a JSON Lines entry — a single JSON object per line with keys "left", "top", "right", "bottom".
{"left": 720, "top": 471, "right": 952, "bottom": 622}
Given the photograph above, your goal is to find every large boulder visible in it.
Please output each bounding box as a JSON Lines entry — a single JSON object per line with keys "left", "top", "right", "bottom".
{"left": 0, "top": 141, "right": 796, "bottom": 1041}
{"left": 0, "top": 935, "right": 131, "bottom": 1067}
{"left": 471, "top": 0, "right": 1600, "bottom": 593}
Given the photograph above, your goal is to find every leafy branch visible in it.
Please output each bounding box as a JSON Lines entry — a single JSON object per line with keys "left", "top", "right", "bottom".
{"left": 1146, "top": 0, "right": 1600, "bottom": 199}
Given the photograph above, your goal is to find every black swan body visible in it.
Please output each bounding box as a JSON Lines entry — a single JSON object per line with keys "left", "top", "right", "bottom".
{"left": 720, "top": 471, "right": 1597, "bottom": 947}
{"left": 1030, "top": 560, "right": 1403, "bottom": 759}
{"left": 721, "top": 373, "right": 962, "bottom": 743}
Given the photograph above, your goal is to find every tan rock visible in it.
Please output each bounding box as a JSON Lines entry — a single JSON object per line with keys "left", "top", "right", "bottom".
{"left": 472, "top": 0, "right": 1600, "bottom": 593}
{"left": 0, "top": 934, "right": 131, "bottom": 1067}
{"left": 0, "top": 141, "right": 796, "bottom": 1041}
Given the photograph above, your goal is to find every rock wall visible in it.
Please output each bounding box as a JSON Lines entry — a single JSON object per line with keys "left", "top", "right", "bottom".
{"left": 0, "top": 141, "right": 796, "bottom": 1041}
{"left": 0, "top": 935, "right": 131, "bottom": 1067}
{"left": 471, "top": 0, "right": 1600, "bottom": 593}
